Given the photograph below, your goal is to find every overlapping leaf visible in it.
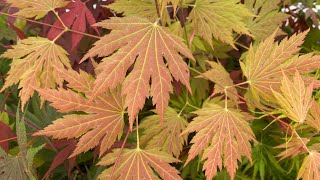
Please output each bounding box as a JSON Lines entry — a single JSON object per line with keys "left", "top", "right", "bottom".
{"left": 272, "top": 72, "right": 313, "bottom": 124}
{"left": 275, "top": 137, "right": 309, "bottom": 160}
{"left": 244, "top": 0, "right": 288, "bottom": 41}
{"left": 48, "top": 0, "right": 99, "bottom": 50}
{"left": 240, "top": 29, "right": 320, "bottom": 104}
{"left": 182, "top": 99, "right": 255, "bottom": 180}
{"left": 200, "top": 61, "right": 238, "bottom": 102}
{"left": 6, "top": 0, "right": 68, "bottom": 19}
{"left": 80, "top": 17, "right": 193, "bottom": 129}
{"left": 97, "top": 148, "right": 182, "bottom": 179}
{"left": 140, "top": 107, "right": 188, "bottom": 157}
{"left": 306, "top": 100, "right": 320, "bottom": 131}
{"left": 188, "top": 0, "right": 252, "bottom": 48}
{"left": 106, "top": 0, "right": 171, "bottom": 24}
{"left": 34, "top": 69, "right": 125, "bottom": 157}
{"left": 297, "top": 151, "right": 320, "bottom": 180}
{"left": 0, "top": 37, "right": 71, "bottom": 109}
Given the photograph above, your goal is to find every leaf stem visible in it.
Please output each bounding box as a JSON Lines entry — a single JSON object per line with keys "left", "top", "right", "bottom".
{"left": 234, "top": 42, "right": 249, "bottom": 50}
{"left": 224, "top": 87, "right": 228, "bottom": 109}
{"left": 52, "top": 10, "right": 68, "bottom": 42}
{"left": 110, "top": 129, "right": 131, "bottom": 180}
{"left": 154, "top": 0, "right": 162, "bottom": 25}
{"left": 136, "top": 117, "right": 140, "bottom": 149}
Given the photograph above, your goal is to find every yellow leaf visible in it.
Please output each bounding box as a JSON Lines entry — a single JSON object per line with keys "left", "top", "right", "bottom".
{"left": 244, "top": 0, "right": 289, "bottom": 41}
{"left": 140, "top": 107, "right": 188, "bottom": 157}
{"left": 188, "top": 0, "right": 252, "bottom": 48}
{"left": 97, "top": 148, "right": 181, "bottom": 179}
{"left": 241, "top": 29, "right": 320, "bottom": 104}
{"left": 0, "top": 37, "right": 71, "bottom": 109}
{"left": 272, "top": 72, "right": 313, "bottom": 124}
{"left": 6, "top": 0, "right": 68, "bottom": 19}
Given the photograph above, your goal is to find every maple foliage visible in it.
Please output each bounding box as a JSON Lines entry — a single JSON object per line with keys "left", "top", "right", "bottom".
{"left": 298, "top": 151, "right": 320, "bottom": 180}
{"left": 306, "top": 100, "right": 320, "bottom": 131}
{"left": 140, "top": 107, "right": 188, "bottom": 157}
{"left": 0, "top": 37, "right": 71, "bottom": 109}
{"left": 183, "top": 98, "right": 255, "bottom": 179}
{"left": 97, "top": 148, "right": 181, "bottom": 179}
{"left": 244, "top": 0, "right": 289, "bottom": 41}
{"left": 200, "top": 61, "right": 238, "bottom": 102}
{"left": 3, "top": 0, "right": 320, "bottom": 179}
{"left": 106, "top": 0, "right": 171, "bottom": 25}
{"left": 47, "top": 0, "right": 99, "bottom": 50}
{"left": 6, "top": 0, "right": 68, "bottom": 19}
{"left": 240, "top": 29, "right": 320, "bottom": 104}
{"left": 272, "top": 71, "right": 313, "bottom": 124}
{"left": 33, "top": 69, "right": 125, "bottom": 157}
{"left": 188, "top": 0, "right": 252, "bottom": 48}
{"left": 81, "top": 17, "right": 194, "bottom": 129}
{"left": 275, "top": 137, "right": 309, "bottom": 160}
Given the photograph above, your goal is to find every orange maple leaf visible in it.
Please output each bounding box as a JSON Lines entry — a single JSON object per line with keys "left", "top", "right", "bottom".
{"left": 298, "top": 151, "right": 320, "bottom": 180}
{"left": 275, "top": 137, "right": 309, "bottom": 160}
{"left": 34, "top": 69, "right": 125, "bottom": 157}
{"left": 80, "top": 17, "right": 194, "bottom": 129}
{"left": 97, "top": 148, "right": 182, "bottom": 179}
{"left": 182, "top": 99, "right": 255, "bottom": 180}
{"left": 0, "top": 37, "right": 71, "bottom": 109}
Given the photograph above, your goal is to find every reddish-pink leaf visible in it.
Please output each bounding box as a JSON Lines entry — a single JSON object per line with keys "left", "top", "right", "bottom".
{"left": 0, "top": 122, "right": 14, "bottom": 152}
{"left": 48, "top": 0, "right": 99, "bottom": 50}
{"left": 81, "top": 17, "right": 193, "bottom": 129}
{"left": 42, "top": 140, "right": 76, "bottom": 179}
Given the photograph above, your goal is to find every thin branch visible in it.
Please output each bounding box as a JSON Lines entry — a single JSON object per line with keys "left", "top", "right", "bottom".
{"left": 154, "top": 0, "right": 162, "bottom": 25}
{"left": 110, "top": 128, "right": 131, "bottom": 180}
{"left": 0, "top": 12, "right": 100, "bottom": 40}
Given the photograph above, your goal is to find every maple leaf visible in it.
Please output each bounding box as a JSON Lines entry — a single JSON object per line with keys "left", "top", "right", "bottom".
{"left": 297, "top": 151, "right": 320, "bottom": 180}
{"left": 244, "top": 0, "right": 289, "bottom": 41}
{"left": 97, "top": 148, "right": 182, "bottom": 179}
{"left": 42, "top": 140, "right": 77, "bottom": 179}
{"left": 140, "top": 107, "right": 188, "bottom": 157}
{"left": 200, "top": 61, "right": 238, "bottom": 102}
{"left": 275, "top": 137, "right": 309, "bottom": 160}
{"left": 80, "top": 17, "right": 193, "bottom": 129}
{"left": 6, "top": 0, "right": 68, "bottom": 19}
{"left": 33, "top": 69, "right": 125, "bottom": 157}
{"left": 187, "top": 0, "right": 252, "bottom": 48}
{"left": 272, "top": 71, "right": 313, "bottom": 124}
{"left": 182, "top": 99, "right": 255, "bottom": 180}
{"left": 306, "top": 100, "right": 320, "bottom": 131}
{"left": 240, "top": 29, "right": 320, "bottom": 104}
{"left": 48, "top": 0, "right": 99, "bottom": 50}
{"left": 106, "top": 0, "right": 171, "bottom": 25}
{"left": 0, "top": 37, "right": 71, "bottom": 109}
